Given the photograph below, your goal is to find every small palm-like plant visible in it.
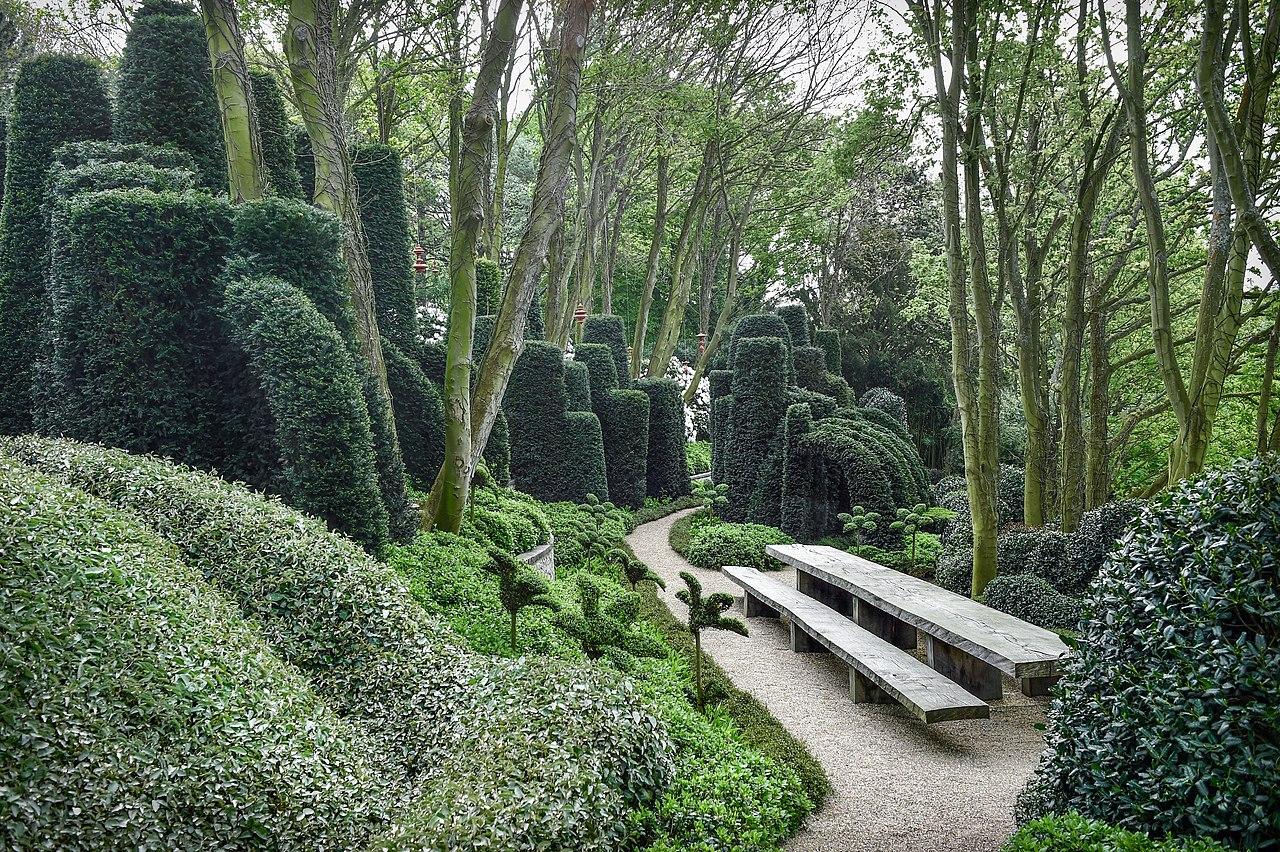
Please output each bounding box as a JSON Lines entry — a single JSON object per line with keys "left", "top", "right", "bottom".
{"left": 558, "top": 574, "right": 663, "bottom": 662}
{"left": 837, "top": 505, "right": 881, "bottom": 547}
{"left": 675, "top": 570, "right": 747, "bottom": 711}
{"left": 606, "top": 546, "right": 666, "bottom": 590}
{"left": 890, "top": 503, "right": 928, "bottom": 564}
{"left": 484, "top": 548, "right": 559, "bottom": 653}
{"left": 692, "top": 479, "right": 729, "bottom": 516}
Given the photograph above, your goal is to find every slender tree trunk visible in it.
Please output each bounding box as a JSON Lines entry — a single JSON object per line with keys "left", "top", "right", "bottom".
{"left": 685, "top": 201, "right": 751, "bottom": 404}
{"left": 421, "top": 0, "right": 523, "bottom": 532}
{"left": 631, "top": 149, "right": 670, "bottom": 376}
{"left": 200, "top": 0, "right": 266, "bottom": 201}
{"left": 698, "top": 203, "right": 724, "bottom": 336}
{"left": 1084, "top": 273, "right": 1111, "bottom": 507}
{"left": 601, "top": 182, "right": 628, "bottom": 315}
{"left": 1258, "top": 309, "right": 1280, "bottom": 455}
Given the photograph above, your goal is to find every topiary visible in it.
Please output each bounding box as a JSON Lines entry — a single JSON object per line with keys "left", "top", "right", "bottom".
{"left": 383, "top": 338, "right": 445, "bottom": 487}
{"left": 934, "top": 474, "right": 967, "bottom": 503}
{"left": 859, "top": 387, "right": 908, "bottom": 427}
{"left": 776, "top": 303, "right": 811, "bottom": 347}
{"left": 981, "top": 573, "right": 1081, "bottom": 631}
{"left": 222, "top": 275, "right": 389, "bottom": 554}
{"left": 723, "top": 336, "right": 789, "bottom": 522}
{"left": 635, "top": 377, "right": 691, "bottom": 500}
{"left": 582, "top": 314, "right": 631, "bottom": 387}
{"left": 114, "top": 0, "right": 225, "bottom": 190}
{"left": 1020, "top": 455, "right": 1280, "bottom": 847}
{"left": 353, "top": 143, "right": 418, "bottom": 353}
{"left": 0, "top": 54, "right": 112, "bottom": 435}
{"left": 564, "top": 359, "right": 593, "bottom": 411}
{"left": 1061, "top": 499, "right": 1143, "bottom": 594}
{"left": 362, "top": 374, "right": 416, "bottom": 544}
{"left": 251, "top": 69, "right": 304, "bottom": 199}
{"left": 576, "top": 343, "right": 649, "bottom": 508}
{"left": 676, "top": 571, "right": 748, "bottom": 711}
{"left": 0, "top": 456, "right": 386, "bottom": 849}
{"left": 294, "top": 127, "right": 314, "bottom": 202}
{"left": 998, "top": 463, "right": 1026, "bottom": 525}
{"left": 484, "top": 547, "right": 559, "bottom": 652}
{"left": 729, "top": 314, "right": 794, "bottom": 383}
{"left": 814, "top": 328, "right": 841, "bottom": 374}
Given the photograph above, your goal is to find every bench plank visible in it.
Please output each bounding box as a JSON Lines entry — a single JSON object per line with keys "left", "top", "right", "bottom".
{"left": 722, "top": 565, "right": 989, "bottom": 723}
{"left": 766, "top": 544, "right": 1070, "bottom": 679}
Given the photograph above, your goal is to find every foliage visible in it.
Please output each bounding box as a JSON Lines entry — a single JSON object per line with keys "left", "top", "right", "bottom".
{"left": 723, "top": 336, "right": 790, "bottom": 522}
{"left": 223, "top": 276, "right": 389, "bottom": 554}
{"left": 556, "top": 573, "right": 665, "bottom": 664}
{"left": 543, "top": 495, "right": 629, "bottom": 568}
{"left": 251, "top": 69, "right": 304, "bottom": 199}
{"left": 637, "top": 377, "right": 693, "bottom": 499}
{"left": 362, "top": 374, "right": 416, "bottom": 544}
{"left": 565, "top": 359, "right": 593, "bottom": 411}
{"left": 1021, "top": 456, "right": 1280, "bottom": 848}
{"left": 777, "top": 303, "right": 811, "bottom": 347}
{"left": 684, "top": 522, "right": 793, "bottom": 571}
{"left": 693, "top": 479, "right": 729, "bottom": 515}
{"left": 1004, "top": 814, "right": 1228, "bottom": 852}
{"left": 859, "top": 386, "right": 908, "bottom": 426}
{"left": 577, "top": 343, "right": 650, "bottom": 507}
{"left": 485, "top": 548, "right": 560, "bottom": 652}
{"left": 353, "top": 143, "right": 418, "bottom": 353}
{"left": 582, "top": 314, "right": 632, "bottom": 387}
{"left": 626, "top": 495, "right": 703, "bottom": 530}
{"left": 838, "top": 504, "right": 882, "bottom": 546}
{"left": 814, "top": 328, "right": 841, "bottom": 373}
{"left": 114, "top": 0, "right": 224, "bottom": 190}
{"left": 686, "top": 440, "right": 712, "bottom": 475}
{"left": 981, "top": 573, "right": 1082, "bottom": 631}
{"left": 1061, "top": 500, "right": 1143, "bottom": 594}
{"left": 0, "top": 54, "right": 111, "bottom": 435}
{"left": 675, "top": 571, "right": 748, "bottom": 711}
{"left": 383, "top": 338, "right": 445, "bottom": 487}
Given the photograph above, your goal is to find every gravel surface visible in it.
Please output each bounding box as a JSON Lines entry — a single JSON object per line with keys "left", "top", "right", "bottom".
{"left": 628, "top": 510, "right": 1048, "bottom": 852}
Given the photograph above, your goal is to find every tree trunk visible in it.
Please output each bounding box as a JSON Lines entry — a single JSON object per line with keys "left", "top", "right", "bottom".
{"left": 199, "top": 0, "right": 266, "bottom": 202}
{"left": 1084, "top": 273, "right": 1111, "bottom": 508}
{"left": 631, "top": 149, "right": 669, "bottom": 376}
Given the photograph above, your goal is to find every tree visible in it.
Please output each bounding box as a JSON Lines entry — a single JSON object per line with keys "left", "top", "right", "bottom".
{"left": 675, "top": 570, "right": 747, "bottom": 711}
{"left": 838, "top": 505, "right": 880, "bottom": 547}
{"left": 485, "top": 547, "right": 559, "bottom": 653}
{"left": 197, "top": 0, "right": 265, "bottom": 200}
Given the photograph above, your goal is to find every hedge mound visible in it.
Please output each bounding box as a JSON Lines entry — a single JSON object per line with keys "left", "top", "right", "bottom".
{"left": 1020, "top": 455, "right": 1280, "bottom": 848}
{"left": 685, "top": 522, "right": 793, "bottom": 572}
{"left": 5, "top": 436, "right": 676, "bottom": 851}
{"left": 0, "top": 455, "right": 383, "bottom": 849}
{"left": 114, "top": 0, "right": 225, "bottom": 190}
{"left": 981, "top": 573, "right": 1080, "bottom": 631}
{"left": 0, "top": 54, "right": 111, "bottom": 435}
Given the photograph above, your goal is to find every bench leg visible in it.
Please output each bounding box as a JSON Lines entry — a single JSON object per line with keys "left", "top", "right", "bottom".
{"left": 744, "top": 592, "right": 779, "bottom": 619}
{"left": 854, "top": 599, "right": 918, "bottom": 650}
{"left": 790, "top": 623, "right": 825, "bottom": 653}
{"left": 849, "top": 668, "right": 893, "bottom": 704}
{"left": 1019, "top": 675, "right": 1058, "bottom": 697}
{"left": 797, "top": 571, "right": 853, "bottom": 616}
{"left": 926, "top": 635, "right": 1003, "bottom": 701}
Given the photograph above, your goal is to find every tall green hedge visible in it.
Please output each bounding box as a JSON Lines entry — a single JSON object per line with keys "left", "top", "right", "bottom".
{"left": 0, "top": 54, "right": 112, "bottom": 435}
{"left": 504, "top": 341, "right": 609, "bottom": 502}
{"left": 383, "top": 338, "right": 444, "bottom": 488}
{"left": 780, "top": 402, "right": 823, "bottom": 540}
{"left": 582, "top": 314, "right": 631, "bottom": 387}
{"left": 730, "top": 313, "right": 794, "bottom": 383}
{"left": 709, "top": 368, "right": 733, "bottom": 484}
{"left": 636, "top": 377, "right": 691, "bottom": 499}
{"left": 43, "top": 189, "right": 231, "bottom": 467}
{"left": 777, "top": 304, "right": 811, "bottom": 347}
{"left": 114, "top": 0, "right": 225, "bottom": 191}
{"left": 363, "top": 375, "right": 416, "bottom": 544}
{"left": 222, "top": 275, "right": 389, "bottom": 554}
{"left": 575, "top": 342, "right": 649, "bottom": 508}
{"left": 723, "top": 336, "right": 788, "bottom": 522}
{"left": 353, "top": 143, "right": 418, "bottom": 353}
{"left": 564, "top": 359, "right": 593, "bottom": 412}
{"left": 294, "top": 128, "right": 315, "bottom": 202}
{"left": 483, "top": 408, "right": 512, "bottom": 486}
{"left": 251, "top": 69, "right": 304, "bottom": 200}
{"left": 0, "top": 457, "right": 384, "bottom": 848}
{"left": 815, "top": 328, "right": 841, "bottom": 374}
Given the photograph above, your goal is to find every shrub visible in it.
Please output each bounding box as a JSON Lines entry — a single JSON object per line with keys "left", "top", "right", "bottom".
{"left": 776, "top": 303, "right": 811, "bottom": 347}
{"left": 353, "top": 143, "right": 418, "bottom": 353}
{"left": 814, "top": 327, "right": 841, "bottom": 373}
{"left": 0, "top": 54, "right": 111, "bottom": 434}
{"left": 1004, "top": 814, "right": 1227, "bottom": 852}
{"left": 685, "top": 522, "right": 793, "bottom": 572}
{"left": 363, "top": 374, "right": 416, "bottom": 544}
{"left": 114, "top": 0, "right": 224, "bottom": 190}
{"left": 686, "top": 441, "right": 711, "bottom": 475}
{"left": 998, "top": 463, "right": 1026, "bottom": 525}
{"left": 708, "top": 368, "right": 733, "bottom": 483}
{"left": 576, "top": 343, "right": 650, "bottom": 508}
{"left": 45, "top": 189, "right": 233, "bottom": 468}
{"left": 251, "top": 69, "right": 304, "bottom": 199}
{"left": 1021, "top": 456, "right": 1280, "bottom": 848}
{"left": 637, "top": 377, "right": 692, "bottom": 499}
{"left": 7, "top": 436, "right": 677, "bottom": 852}
{"left": 582, "top": 314, "right": 631, "bottom": 387}
{"left": 859, "top": 386, "right": 908, "bottom": 426}
{"left": 669, "top": 509, "right": 721, "bottom": 557}
{"left": 476, "top": 256, "right": 501, "bottom": 314}
{"left": 981, "top": 573, "right": 1081, "bottom": 631}
{"left": 483, "top": 409, "right": 512, "bottom": 486}
{"left": 627, "top": 495, "right": 702, "bottom": 530}
{"left": 1061, "top": 499, "right": 1143, "bottom": 594}
{"left": 0, "top": 456, "right": 385, "bottom": 849}
{"left": 934, "top": 474, "right": 967, "bottom": 503}
{"left": 223, "top": 276, "right": 389, "bottom": 553}
{"left": 729, "top": 313, "right": 794, "bottom": 382}
{"left": 564, "top": 359, "right": 593, "bottom": 411}
{"left": 383, "top": 338, "right": 445, "bottom": 487}
{"left": 723, "top": 336, "right": 789, "bottom": 522}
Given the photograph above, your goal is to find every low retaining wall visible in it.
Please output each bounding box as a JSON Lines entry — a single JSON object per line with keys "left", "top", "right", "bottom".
{"left": 518, "top": 532, "right": 555, "bottom": 579}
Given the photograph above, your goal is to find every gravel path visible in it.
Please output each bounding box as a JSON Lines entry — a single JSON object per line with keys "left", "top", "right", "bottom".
{"left": 628, "top": 510, "right": 1047, "bottom": 852}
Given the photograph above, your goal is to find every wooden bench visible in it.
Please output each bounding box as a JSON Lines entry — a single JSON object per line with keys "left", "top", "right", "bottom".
{"left": 722, "top": 564, "right": 990, "bottom": 723}
{"left": 766, "top": 544, "right": 1071, "bottom": 700}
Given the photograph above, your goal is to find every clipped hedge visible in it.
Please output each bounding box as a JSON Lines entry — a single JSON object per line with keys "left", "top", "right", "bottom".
{"left": 114, "top": 0, "right": 225, "bottom": 190}
{"left": 708, "top": 368, "right": 733, "bottom": 484}
{"left": 729, "top": 313, "right": 793, "bottom": 382}
{"left": 723, "top": 336, "right": 789, "bottom": 522}
{"left": 577, "top": 342, "right": 649, "bottom": 508}
{"left": 564, "top": 359, "right": 593, "bottom": 411}
{"left": 0, "top": 456, "right": 385, "bottom": 849}
{"left": 814, "top": 328, "right": 841, "bottom": 374}
{"left": 981, "top": 573, "right": 1081, "bottom": 631}
{"left": 223, "top": 275, "right": 389, "bottom": 554}
{"left": 295, "top": 127, "right": 314, "bottom": 202}
{"left": 582, "top": 314, "right": 632, "bottom": 387}
{"left": 44, "top": 188, "right": 232, "bottom": 468}
{"left": 0, "top": 54, "right": 111, "bottom": 435}
{"left": 777, "top": 303, "right": 811, "bottom": 348}
{"left": 859, "top": 386, "right": 908, "bottom": 427}
{"left": 384, "top": 338, "right": 445, "bottom": 487}
{"left": 1004, "top": 814, "right": 1227, "bottom": 852}
{"left": 685, "top": 521, "right": 793, "bottom": 572}
{"left": 251, "top": 69, "right": 304, "bottom": 199}
{"left": 6, "top": 436, "right": 674, "bottom": 851}
{"left": 353, "top": 143, "right": 418, "bottom": 353}
{"left": 1061, "top": 499, "right": 1142, "bottom": 594}
{"left": 1021, "top": 455, "right": 1280, "bottom": 848}
{"left": 363, "top": 374, "right": 417, "bottom": 544}
{"left": 636, "top": 377, "right": 692, "bottom": 499}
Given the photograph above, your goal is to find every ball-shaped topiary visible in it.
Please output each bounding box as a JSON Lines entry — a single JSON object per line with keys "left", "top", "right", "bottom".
{"left": 859, "top": 387, "right": 908, "bottom": 427}
{"left": 1021, "top": 455, "right": 1280, "bottom": 847}
{"left": 114, "top": 0, "right": 225, "bottom": 190}
{"left": 0, "top": 54, "right": 112, "bottom": 435}
{"left": 981, "top": 573, "right": 1081, "bottom": 631}
{"left": 251, "top": 69, "right": 304, "bottom": 200}
{"left": 353, "top": 143, "right": 418, "bottom": 353}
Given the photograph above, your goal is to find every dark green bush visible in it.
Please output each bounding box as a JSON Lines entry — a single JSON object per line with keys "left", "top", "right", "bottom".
{"left": 777, "top": 303, "right": 811, "bottom": 347}
{"left": 1021, "top": 455, "right": 1280, "bottom": 848}
{"left": 383, "top": 338, "right": 445, "bottom": 487}
{"left": 686, "top": 441, "right": 711, "bottom": 476}
{"left": 814, "top": 328, "right": 841, "bottom": 374}
{"left": 684, "top": 521, "right": 793, "bottom": 571}
{"left": 419, "top": 339, "right": 446, "bottom": 382}
{"left": 114, "top": 0, "right": 225, "bottom": 191}
{"left": 0, "top": 54, "right": 111, "bottom": 434}
{"left": 998, "top": 463, "right": 1026, "bottom": 525}
{"left": 222, "top": 275, "right": 389, "bottom": 554}
{"left": 6, "top": 436, "right": 676, "bottom": 852}
{"left": 1061, "top": 499, "right": 1143, "bottom": 594}
{"left": 780, "top": 402, "right": 822, "bottom": 540}
{"left": 1004, "top": 814, "right": 1227, "bottom": 852}
{"left": 0, "top": 456, "right": 385, "bottom": 849}
{"left": 636, "top": 377, "right": 691, "bottom": 500}
{"left": 723, "top": 336, "right": 788, "bottom": 522}
{"left": 251, "top": 69, "right": 304, "bottom": 199}
{"left": 476, "top": 256, "right": 502, "bottom": 315}
{"left": 482, "top": 408, "right": 512, "bottom": 486}
{"left": 363, "top": 375, "right": 416, "bottom": 544}
{"left": 708, "top": 368, "right": 733, "bottom": 483}
{"left": 564, "top": 359, "right": 593, "bottom": 411}
{"left": 576, "top": 342, "right": 649, "bottom": 508}
{"left": 859, "top": 386, "right": 907, "bottom": 426}
{"left": 294, "top": 127, "right": 314, "bottom": 202}
{"left": 44, "top": 189, "right": 232, "bottom": 468}
{"left": 582, "top": 314, "right": 631, "bottom": 386}
{"left": 981, "top": 573, "right": 1081, "bottom": 631}
{"left": 353, "top": 143, "right": 418, "bottom": 353}
{"left": 729, "top": 314, "right": 793, "bottom": 382}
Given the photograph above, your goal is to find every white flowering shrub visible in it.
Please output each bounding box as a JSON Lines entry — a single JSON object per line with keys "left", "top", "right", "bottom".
{"left": 668, "top": 356, "right": 710, "bottom": 441}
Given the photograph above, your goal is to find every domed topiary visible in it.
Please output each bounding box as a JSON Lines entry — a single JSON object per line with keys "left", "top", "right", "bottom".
{"left": 1061, "top": 499, "right": 1143, "bottom": 594}
{"left": 859, "top": 387, "right": 907, "bottom": 428}
{"left": 981, "top": 573, "right": 1081, "bottom": 631}
{"left": 1021, "top": 455, "right": 1280, "bottom": 847}
{"left": 114, "top": 0, "right": 226, "bottom": 191}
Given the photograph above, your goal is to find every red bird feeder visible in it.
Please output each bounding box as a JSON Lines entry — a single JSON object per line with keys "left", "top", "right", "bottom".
{"left": 573, "top": 303, "right": 588, "bottom": 326}
{"left": 698, "top": 332, "right": 707, "bottom": 353}
{"left": 413, "top": 245, "right": 428, "bottom": 274}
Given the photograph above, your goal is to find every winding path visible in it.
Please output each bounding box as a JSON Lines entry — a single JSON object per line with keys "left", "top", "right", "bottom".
{"left": 628, "top": 510, "right": 1047, "bottom": 852}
